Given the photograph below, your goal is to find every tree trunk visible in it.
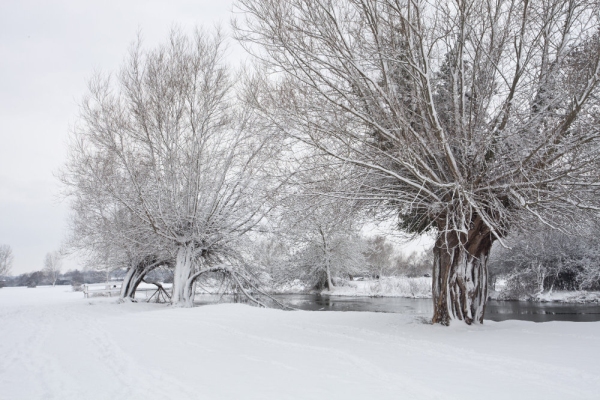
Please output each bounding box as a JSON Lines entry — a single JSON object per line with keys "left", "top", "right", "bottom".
{"left": 183, "top": 276, "right": 197, "bottom": 307}
{"left": 183, "top": 263, "right": 208, "bottom": 308}
{"left": 183, "top": 265, "right": 228, "bottom": 307}
{"left": 325, "top": 260, "right": 334, "bottom": 291}
{"left": 172, "top": 244, "right": 195, "bottom": 307}
{"left": 319, "top": 227, "right": 334, "bottom": 291}
{"left": 432, "top": 216, "right": 495, "bottom": 325}
{"left": 120, "top": 262, "right": 151, "bottom": 300}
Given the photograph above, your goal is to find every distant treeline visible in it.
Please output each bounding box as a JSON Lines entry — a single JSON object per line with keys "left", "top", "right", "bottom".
{"left": 0, "top": 268, "right": 173, "bottom": 288}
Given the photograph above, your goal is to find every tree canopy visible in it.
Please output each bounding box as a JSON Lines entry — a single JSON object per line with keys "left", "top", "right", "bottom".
{"left": 235, "top": 0, "right": 600, "bottom": 324}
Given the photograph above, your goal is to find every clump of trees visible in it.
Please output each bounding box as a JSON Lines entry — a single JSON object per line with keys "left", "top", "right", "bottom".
{"left": 363, "top": 236, "right": 397, "bottom": 278}
{"left": 60, "top": 1, "right": 600, "bottom": 325}
{"left": 236, "top": 0, "right": 600, "bottom": 324}
{"left": 2, "top": 268, "right": 111, "bottom": 288}
{"left": 490, "top": 223, "right": 600, "bottom": 299}
{"left": 249, "top": 230, "right": 431, "bottom": 292}
{"left": 247, "top": 191, "right": 371, "bottom": 291}
{"left": 280, "top": 173, "right": 369, "bottom": 290}
{"left": 395, "top": 250, "right": 433, "bottom": 278}
{"left": 363, "top": 236, "right": 432, "bottom": 278}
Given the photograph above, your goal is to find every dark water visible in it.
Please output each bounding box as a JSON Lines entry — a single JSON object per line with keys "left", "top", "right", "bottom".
{"left": 484, "top": 299, "right": 600, "bottom": 322}
{"left": 195, "top": 293, "right": 600, "bottom": 322}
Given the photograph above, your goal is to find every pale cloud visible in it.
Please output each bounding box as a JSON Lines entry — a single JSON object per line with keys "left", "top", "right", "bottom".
{"left": 0, "top": 0, "right": 236, "bottom": 273}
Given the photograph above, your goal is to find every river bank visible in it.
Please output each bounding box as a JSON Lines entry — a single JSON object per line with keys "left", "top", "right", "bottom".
{"left": 490, "top": 289, "right": 600, "bottom": 303}
{"left": 314, "top": 277, "right": 600, "bottom": 304}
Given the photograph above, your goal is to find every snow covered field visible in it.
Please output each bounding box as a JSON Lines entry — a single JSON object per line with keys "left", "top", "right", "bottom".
{"left": 1, "top": 286, "right": 599, "bottom": 400}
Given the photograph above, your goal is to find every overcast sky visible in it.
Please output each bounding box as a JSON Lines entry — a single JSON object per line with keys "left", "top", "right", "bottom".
{"left": 0, "top": 0, "right": 433, "bottom": 275}
{"left": 0, "top": 0, "right": 237, "bottom": 274}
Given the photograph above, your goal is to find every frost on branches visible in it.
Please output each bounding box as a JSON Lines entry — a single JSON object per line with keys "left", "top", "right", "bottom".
{"left": 237, "top": 0, "right": 600, "bottom": 324}
{"left": 63, "top": 29, "right": 281, "bottom": 307}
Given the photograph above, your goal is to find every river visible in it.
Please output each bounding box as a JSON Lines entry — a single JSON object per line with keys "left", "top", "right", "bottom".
{"left": 196, "top": 293, "right": 600, "bottom": 322}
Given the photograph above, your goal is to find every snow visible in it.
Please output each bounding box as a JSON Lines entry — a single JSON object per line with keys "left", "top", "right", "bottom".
{"left": 490, "top": 279, "right": 600, "bottom": 303}
{"left": 1, "top": 286, "right": 600, "bottom": 400}
{"left": 533, "top": 290, "right": 600, "bottom": 303}
{"left": 327, "top": 277, "right": 432, "bottom": 298}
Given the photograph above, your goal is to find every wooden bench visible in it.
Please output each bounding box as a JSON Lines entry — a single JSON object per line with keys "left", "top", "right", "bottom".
{"left": 83, "top": 281, "right": 172, "bottom": 302}
{"left": 83, "top": 282, "right": 122, "bottom": 298}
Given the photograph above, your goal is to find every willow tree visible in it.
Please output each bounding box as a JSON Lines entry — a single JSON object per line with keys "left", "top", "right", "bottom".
{"left": 236, "top": 0, "right": 600, "bottom": 324}
{"left": 64, "top": 29, "right": 280, "bottom": 307}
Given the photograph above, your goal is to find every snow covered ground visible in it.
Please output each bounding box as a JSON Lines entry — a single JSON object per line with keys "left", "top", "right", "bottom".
{"left": 1, "top": 286, "right": 599, "bottom": 400}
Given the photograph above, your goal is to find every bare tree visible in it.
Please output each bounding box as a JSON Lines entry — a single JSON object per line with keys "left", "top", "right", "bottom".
{"left": 490, "top": 222, "right": 600, "bottom": 298}
{"left": 236, "top": 0, "right": 600, "bottom": 324}
{"left": 248, "top": 234, "right": 293, "bottom": 290}
{"left": 278, "top": 165, "right": 369, "bottom": 290}
{"left": 289, "top": 219, "right": 368, "bottom": 290}
{"left": 0, "top": 244, "right": 14, "bottom": 277}
{"left": 395, "top": 250, "right": 433, "bottom": 278}
{"left": 63, "top": 28, "right": 281, "bottom": 307}
{"left": 43, "top": 251, "right": 63, "bottom": 287}
{"left": 364, "top": 236, "right": 396, "bottom": 277}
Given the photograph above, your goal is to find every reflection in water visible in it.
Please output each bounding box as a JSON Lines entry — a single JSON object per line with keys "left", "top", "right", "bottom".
{"left": 194, "top": 294, "right": 600, "bottom": 323}
{"left": 484, "top": 300, "right": 600, "bottom": 322}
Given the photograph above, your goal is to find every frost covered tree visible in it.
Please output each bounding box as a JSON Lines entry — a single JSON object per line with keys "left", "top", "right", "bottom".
{"left": 0, "top": 244, "right": 14, "bottom": 277}
{"left": 63, "top": 28, "right": 280, "bottom": 307}
{"left": 278, "top": 167, "right": 368, "bottom": 290}
{"left": 236, "top": 0, "right": 600, "bottom": 324}
{"left": 390, "top": 249, "right": 433, "bottom": 278}
{"left": 490, "top": 223, "right": 600, "bottom": 297}
{"left": 248, "top": 234, "right": 292, "bottom": 290}
{"left": 294, "top": 233, "right": 367, "bottom": 290}
{"left": 43, "top": 251, "right": 63, "bottom": 287}
{"left": 364, "top": 236, "right": 396, "bottom": 277}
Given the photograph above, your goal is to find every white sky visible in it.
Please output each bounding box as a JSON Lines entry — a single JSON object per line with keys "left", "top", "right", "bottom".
{"left": 0, "top": 0, "right": 432, "bottom": 275}
{"left": 0, "top": 0, "right": 237, "bottom": 274}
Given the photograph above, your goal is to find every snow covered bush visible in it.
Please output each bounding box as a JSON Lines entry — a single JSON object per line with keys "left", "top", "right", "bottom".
{"left": 368, "top": 277, "right": 432, "bottom": 298}
{"left": 490, "top": 222, "right": 600, "bottom": 299}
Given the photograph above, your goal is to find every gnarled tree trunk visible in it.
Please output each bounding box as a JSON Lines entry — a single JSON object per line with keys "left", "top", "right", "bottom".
{"left": 172, "top": 244, "right": 196, "bottom": 307}
{"left": 325, "top": 259, "right": 334, "bottom": 291}
{"left": 120, "top": 259, "right": 160, "bottom": 300}
{"left": 120, "top": 265, "right": 145, "bottom": 300}
{"left": 432, "top": 216, "right": 495, "bottom": 325}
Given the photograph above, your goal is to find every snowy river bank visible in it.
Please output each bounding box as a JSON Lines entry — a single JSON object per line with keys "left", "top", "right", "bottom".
{"left": 1, "top": 286, "right": 599, "bottom": 399}
{"left": 316, "top": 277, "right": 600, "bottom": 305}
